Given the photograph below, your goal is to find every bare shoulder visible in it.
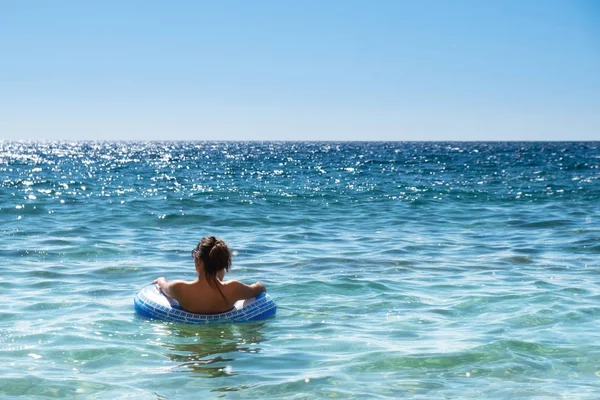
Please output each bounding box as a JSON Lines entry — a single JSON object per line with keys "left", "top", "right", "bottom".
{"left": 222, "top": 280, "right": 265, "bottom": 301}
{"left": 167, "top": 280, "right": 188, "bottom": 289}
{"left": 159, "top": 280, "right": 189, "bottom": 299}
{"left": 221, "top": 280, "right": 246, "bottom": 292}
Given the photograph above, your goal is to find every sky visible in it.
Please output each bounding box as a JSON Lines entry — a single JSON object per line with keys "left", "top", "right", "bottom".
{"left": 0, "top": 0, "right": 599, "bottom": 141}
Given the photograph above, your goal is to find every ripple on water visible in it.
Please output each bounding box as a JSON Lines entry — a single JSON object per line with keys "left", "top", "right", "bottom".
{"left": 1, "top": 141, "right": 599, "bottom": 398}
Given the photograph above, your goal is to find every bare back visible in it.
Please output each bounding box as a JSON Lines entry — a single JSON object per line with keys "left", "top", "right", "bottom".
{"left": 165, "top": 278, "right": 266, "bottom": 315}
{"left": 173, "top": 280, "right": 232, "bottom": 314}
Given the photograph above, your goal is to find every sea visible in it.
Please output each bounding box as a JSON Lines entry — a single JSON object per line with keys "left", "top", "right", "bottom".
{"left": 0, "top": 141, "right": 599, "bottom": 399}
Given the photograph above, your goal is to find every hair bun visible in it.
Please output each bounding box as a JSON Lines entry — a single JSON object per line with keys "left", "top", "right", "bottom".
{"left": 202, "top": 237, "right": 232, "bottom": 274}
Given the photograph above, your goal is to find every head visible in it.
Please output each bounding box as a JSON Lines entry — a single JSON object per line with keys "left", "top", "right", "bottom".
{"left": 192, "top": 236, "right": 231, "bottom": 286}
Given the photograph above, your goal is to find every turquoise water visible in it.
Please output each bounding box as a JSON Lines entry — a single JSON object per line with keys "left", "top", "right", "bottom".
{"left": 1, "top": 141, "right": 599, "bottom": 399}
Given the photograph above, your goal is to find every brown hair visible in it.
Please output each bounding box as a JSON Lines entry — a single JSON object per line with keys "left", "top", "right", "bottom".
{"left": 194, "top": 236, "right": 231, "bottom": 296}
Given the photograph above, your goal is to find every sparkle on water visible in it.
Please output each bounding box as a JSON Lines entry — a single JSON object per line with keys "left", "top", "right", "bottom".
{"left": 0, "top": 141, "right": 599, "bottom": 399}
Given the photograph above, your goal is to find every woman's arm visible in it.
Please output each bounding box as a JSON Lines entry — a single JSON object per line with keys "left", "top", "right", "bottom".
{"left": 151, "top": 277, "right": 181, "bottom": 299}
{"left": 226, "top": 280, "right": 266, "bottom": 301}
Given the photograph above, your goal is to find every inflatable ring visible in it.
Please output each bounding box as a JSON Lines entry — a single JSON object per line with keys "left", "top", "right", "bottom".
{"left": 134, "top": 285, "right": 276, "bottom": 324}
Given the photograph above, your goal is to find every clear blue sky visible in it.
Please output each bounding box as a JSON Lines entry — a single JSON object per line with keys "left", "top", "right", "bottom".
{"left": 1, "top": 0, "right": 598, "bottom": 141}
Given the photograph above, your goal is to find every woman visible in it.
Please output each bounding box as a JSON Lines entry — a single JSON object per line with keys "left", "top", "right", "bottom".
{"left": 152, "top": 236, "right": 266, "bottom": 314}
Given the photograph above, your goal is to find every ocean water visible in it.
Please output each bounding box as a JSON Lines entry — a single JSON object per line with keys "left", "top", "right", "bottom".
{"left": 1, "top": 141, "right": 599, "bottom": 399}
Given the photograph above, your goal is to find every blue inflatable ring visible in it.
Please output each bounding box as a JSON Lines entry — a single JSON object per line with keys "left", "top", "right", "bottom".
{"left": 134, "top": 285, "right": 276, "bottom": 324}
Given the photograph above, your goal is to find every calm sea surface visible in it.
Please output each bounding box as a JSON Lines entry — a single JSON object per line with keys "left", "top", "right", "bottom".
{"left": 1, "top": 141, "right": 599, "bottom": 399}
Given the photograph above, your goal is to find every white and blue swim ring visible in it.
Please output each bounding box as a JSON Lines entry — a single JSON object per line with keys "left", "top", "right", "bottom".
{"left": 134, "top": 285, "right": 276, "bottom": 324}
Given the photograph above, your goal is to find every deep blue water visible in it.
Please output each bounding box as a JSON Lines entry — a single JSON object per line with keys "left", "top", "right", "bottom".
{"left": 1, "top": 141, "right": 599, "bottom": 399}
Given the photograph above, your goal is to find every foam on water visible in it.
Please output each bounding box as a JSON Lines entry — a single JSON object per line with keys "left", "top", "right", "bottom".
{"left": 1, "top": 141, "right": 599, "bottom": 398}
